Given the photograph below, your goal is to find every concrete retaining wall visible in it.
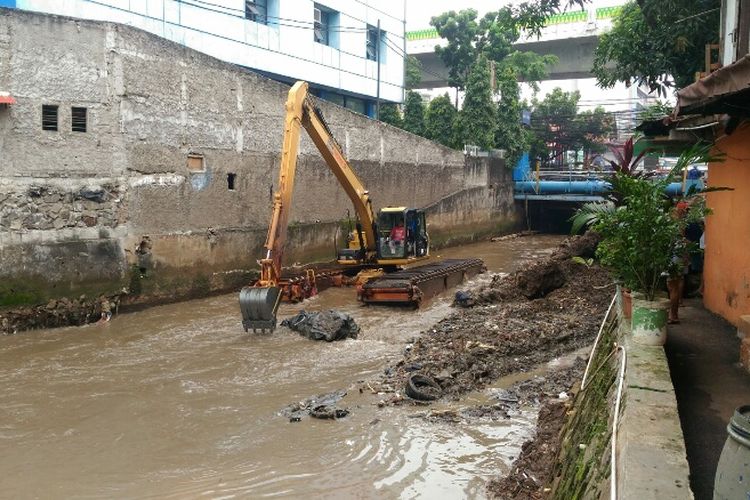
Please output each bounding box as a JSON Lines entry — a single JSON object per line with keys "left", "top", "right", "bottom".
{"left": 0, "top": 8, "right": 519, "bottom": 314}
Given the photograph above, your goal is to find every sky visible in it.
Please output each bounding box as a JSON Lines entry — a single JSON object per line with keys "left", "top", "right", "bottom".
{"left": 405, "top": 0, "right": 625, "bottom": 31}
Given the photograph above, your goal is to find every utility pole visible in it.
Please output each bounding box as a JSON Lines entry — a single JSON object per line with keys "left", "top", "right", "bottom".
{"left": 376, "top": 19, "right": 381, "bottom": 120}
{"left": 402, "top": 0, "right": 407, "bottom": 104}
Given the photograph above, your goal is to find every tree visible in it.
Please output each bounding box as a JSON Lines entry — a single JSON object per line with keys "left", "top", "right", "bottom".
{"left": 424, "top": 93, "right": 458, "bottom": 148}
{"left": 528, "top": 88, "right": 615, "bottom": 165}
{"left": 529, "top": 88, "right": 580, "bottom": 163}
{"left": 379, "top": 103, "right": 403, "bottom": 128}
{"left": 405, "top": 55, "right": 423, "bottom": 90}
{"left": 495, "top": 69, "right": 528, "bottom": 167}
{"left": 592, "top": 0, "right": 720, "bottom": 95}
{"left": 403, "top": 91, "right": 426, "bottom": 136}
{"left": 429, "top": 1, "right": 581, "bottom": 90}
{"left": 456, "top": 57, "right": 496, "bottom": 150}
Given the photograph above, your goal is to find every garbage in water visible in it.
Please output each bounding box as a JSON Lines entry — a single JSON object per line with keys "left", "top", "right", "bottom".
{"left": 453, "top": 290, "right": 476, "bottom": 308}
{"left": 279, "top": 390, "right": 350, "bottom": 422}
{"left": 280, "top": 310, "right": 360, "bottom": 341}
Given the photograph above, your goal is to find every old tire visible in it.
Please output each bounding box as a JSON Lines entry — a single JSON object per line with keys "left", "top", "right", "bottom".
{"left": 405, "top": 374, "right": 442, "bottom": 401}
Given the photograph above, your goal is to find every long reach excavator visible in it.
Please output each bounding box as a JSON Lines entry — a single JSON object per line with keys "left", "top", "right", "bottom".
{"left": 239, "top": 81, "right": 431, "bottom": 332}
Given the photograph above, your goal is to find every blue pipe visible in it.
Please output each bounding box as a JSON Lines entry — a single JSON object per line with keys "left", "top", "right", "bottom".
{"left": 514, "top": 179, "right": 704, "bottom": 196}
{"left": 515, "top": 180, "right": 612, "bottom": 195}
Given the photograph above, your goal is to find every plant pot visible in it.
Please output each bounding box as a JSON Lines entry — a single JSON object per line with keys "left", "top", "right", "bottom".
{"left": 631, "top": 295, "right": 670, "bottom": 346}
{"left": 621, "top": 288, "right": 633, "bottom": 319}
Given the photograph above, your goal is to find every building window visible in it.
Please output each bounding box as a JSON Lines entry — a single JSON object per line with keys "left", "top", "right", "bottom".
{"left": 366, "top": 25, "right": 378, "bottom": 61}
{"left": 42, "top": 105, "right": 58, "bottom": 131}
{"left": 71, "top": 107, "right": 87, "bottom": 132}
{"left": 314, "top": 4, "right": 339, "bottom": 46}
{"left": 245, "top": 0, "right": 267, "bottom": 24}
{"left": 187, "top": 153, "right": 205, "bottom": 172}
{"left": 227, "top": 173, "right": 236, "bottom": 190}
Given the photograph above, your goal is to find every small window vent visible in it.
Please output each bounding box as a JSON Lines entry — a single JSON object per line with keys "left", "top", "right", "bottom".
{"left": 71, "top": 107, "right": 87, "bottom": 132}
{"left": 187, "top": 153, "right": 206, "bottom": 172}
{"left": 42, "top": 105, "right": 58, "bottom": 131}
{"left": 227, "top": 173, "right": 237, "bottom": 190}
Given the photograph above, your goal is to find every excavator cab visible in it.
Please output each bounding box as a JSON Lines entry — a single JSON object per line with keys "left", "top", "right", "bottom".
{"left": 376, "top": 207, "right": 429, "bottom": 263}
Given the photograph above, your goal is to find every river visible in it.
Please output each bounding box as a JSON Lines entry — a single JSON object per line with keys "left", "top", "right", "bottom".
{"left": 0, "top": 235, "right": 564, "bottom": 499}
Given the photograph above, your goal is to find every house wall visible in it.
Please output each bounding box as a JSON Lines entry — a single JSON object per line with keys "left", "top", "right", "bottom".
{"left": 0, "top": 8, "right": 519, "bottom": 313}
{"left": 704, "top": 121, "right": 750, "bottom": 325}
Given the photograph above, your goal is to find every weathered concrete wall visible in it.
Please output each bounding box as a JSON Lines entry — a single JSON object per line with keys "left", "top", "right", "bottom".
{"left": 0, "top": 8, "right": 519, "bottom": 312}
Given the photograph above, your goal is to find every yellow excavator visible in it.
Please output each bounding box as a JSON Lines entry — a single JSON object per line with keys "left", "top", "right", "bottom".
{"left": 239, "top": 81, "right": 430, "bottom": 331}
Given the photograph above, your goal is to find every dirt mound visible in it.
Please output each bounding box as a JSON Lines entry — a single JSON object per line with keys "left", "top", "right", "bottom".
{"left": 377, "top": 233, "right": 610, "bottom": 402}
{"left": 1, "top": 295, "right": 121, "bottom": 334}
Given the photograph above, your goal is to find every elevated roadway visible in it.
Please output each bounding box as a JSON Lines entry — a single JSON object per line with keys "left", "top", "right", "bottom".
{"left": 406, "top": 6, "right": 621, "bottom": 88}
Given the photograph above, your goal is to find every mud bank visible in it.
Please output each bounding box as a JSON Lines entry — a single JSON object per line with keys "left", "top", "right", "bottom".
{"left": 375, "top": 232, "right": 606, "bottom": 400}
{"left": 368, "top": 233, "right": 610, "bottom": 497}
{"left": 0, "top": 294, "right": 123, "bottom": 334}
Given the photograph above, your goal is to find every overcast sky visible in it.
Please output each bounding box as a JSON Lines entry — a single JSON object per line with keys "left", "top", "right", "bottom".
{"left": 405, "top": 0, "right": 625, "bottom": 31}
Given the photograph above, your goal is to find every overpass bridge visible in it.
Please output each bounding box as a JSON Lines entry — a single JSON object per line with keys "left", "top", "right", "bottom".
{"left": 406, "top": 6, "right": 622, "bottom": 88}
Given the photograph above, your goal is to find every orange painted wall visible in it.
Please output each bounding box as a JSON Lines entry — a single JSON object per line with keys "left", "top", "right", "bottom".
{"left": 704, "top": 121, "right": 750, "bottom": 326}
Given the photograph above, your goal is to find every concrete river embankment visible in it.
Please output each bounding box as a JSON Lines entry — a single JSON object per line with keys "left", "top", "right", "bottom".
{"left": 0, "top": 235, "right": 568, "bottom": 499}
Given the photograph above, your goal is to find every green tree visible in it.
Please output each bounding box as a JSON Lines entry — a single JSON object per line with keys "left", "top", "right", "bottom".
{"left": 456, "top": 57, "right": 496, "bottom": 150}
{"left": 403, "top": 91, "right": 426, "bottom": 136}
{"left": 495, "top": 70, "right": 528, "bottom": 167}
{"left": 405, "top": 55, "right": 423, "bottom": 90}
{"left": 528, "top": 88, "right": 614, "bottom": 164}
{"left": 575, "top": 106, "right": 615, "bottom": 154}
{"left": 429, "top": 1, "right": 579, "bottom": 90}
{"left": 424, "top": 93, "right": 458, "bottom": 148}
{"left": 378, "top": 103, "right": 403, "bottom": 128}
{"left": 529, "top": 87, "right": 579, "bottom": 162}
{"left": 592, "top": 0, "right": 720, "bottom": 95}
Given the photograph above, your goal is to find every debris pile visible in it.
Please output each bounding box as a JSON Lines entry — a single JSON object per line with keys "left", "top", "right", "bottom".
{"left": 281, "top": 310, "right": 360, "bottom": 341}
{"left": 375, "top": 233, "right": 610, "bottom": 402}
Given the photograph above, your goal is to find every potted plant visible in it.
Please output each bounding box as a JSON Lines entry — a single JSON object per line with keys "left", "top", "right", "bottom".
{"left": 571, "top": 137, "right": 647, "bottom": 319}
{"left": 573, "top": 142, "right": 721, "bottom": 343}
{"left": 594, "top": 173, "right": 680, "bottom": 344}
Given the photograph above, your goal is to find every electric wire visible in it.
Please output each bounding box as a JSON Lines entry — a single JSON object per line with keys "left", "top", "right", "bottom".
{"left": 80, "top": 0, "right": 404, "bottom": 89}
{"left": 174, "top": 0, "right": 405, "bottom": 39}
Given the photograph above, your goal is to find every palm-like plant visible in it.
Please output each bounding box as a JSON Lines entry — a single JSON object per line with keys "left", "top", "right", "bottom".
{"left": 571, "top": 141, "right": 719, "bottom": 234}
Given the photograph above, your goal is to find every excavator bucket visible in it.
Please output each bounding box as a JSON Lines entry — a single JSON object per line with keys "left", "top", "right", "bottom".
{"left": 239, "top": 286, "right": 282, "bottom": 332}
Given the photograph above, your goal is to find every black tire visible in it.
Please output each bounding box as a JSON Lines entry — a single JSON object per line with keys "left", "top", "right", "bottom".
{"left": 405, "top": 373, "right": 442, "bottom": 401}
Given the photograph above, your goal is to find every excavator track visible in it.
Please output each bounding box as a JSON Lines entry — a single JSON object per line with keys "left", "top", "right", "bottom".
{"left": 357, "top": 258, "right": 485, "bottom": 306}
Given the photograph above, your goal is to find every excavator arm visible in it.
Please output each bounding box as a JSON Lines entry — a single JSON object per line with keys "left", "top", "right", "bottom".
{"left": 240, "top": 81, "right": 377, "bottom": 331}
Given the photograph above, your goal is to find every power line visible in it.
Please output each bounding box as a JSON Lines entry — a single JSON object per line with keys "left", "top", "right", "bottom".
{"left": 80, "top": 0, "right": 404, "bottom": 90}
{"left": 175, "top": 0, "right": 405, "bottom": 39}
{"left": 175, "top": 0, "right": 369, "bottom": 32}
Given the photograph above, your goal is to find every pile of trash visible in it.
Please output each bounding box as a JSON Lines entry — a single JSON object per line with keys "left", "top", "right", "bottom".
{"left": 281, "top": 310, "right": 360, "bottom": 341}
{"left": 279, "top": 390, "right": 350, "bottom": 422}
{"left": 376, "top": 233, "right": 610, "bottom": 402}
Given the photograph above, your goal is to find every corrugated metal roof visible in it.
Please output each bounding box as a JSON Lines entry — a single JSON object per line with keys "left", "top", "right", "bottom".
{"left": 677, "top": 54, "right": 750, "bottom": 115}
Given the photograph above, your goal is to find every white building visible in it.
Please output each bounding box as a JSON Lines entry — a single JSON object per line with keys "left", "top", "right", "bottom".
{"left": 2, "top": 0, "right": 406, "bottom": 116}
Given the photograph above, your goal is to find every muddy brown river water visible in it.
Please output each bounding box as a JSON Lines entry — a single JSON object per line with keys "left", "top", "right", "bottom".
{"left": 0, "top": 235, "right": 564, "bottom": 499}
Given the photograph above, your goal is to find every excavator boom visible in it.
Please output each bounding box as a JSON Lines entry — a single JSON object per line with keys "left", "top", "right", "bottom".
{"left": 240, "top": 81, "right": 377, "bottom": 332}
